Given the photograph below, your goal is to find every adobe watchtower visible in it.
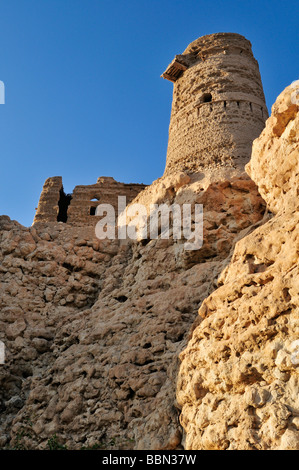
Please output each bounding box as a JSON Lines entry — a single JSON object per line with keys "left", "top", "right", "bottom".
{"left": 162, "top": 32, "right": 268, "bottom": 175}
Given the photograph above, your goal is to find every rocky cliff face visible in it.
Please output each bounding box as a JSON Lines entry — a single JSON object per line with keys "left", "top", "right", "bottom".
{"left": 177, "top": 83, "right": 299, "bottom": 450}
{"left": 0, "top": 83, "right": 297, "bottom": 450}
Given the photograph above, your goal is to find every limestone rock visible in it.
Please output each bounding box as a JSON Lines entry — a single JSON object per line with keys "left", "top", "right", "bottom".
{"left": 0, "top": 41, "right": 297, "bottom": 451}
{"left": 177, "top": 83, "right": 299, "bottom": 450}
{"left": 246, "top": 81, "right": 299, "bottom": 214}
{"left": 0, "top": 161, "right": 266, "bottom": 450}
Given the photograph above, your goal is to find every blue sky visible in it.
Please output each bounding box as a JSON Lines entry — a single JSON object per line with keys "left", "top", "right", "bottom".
{"left": 0, "top": 0, "right": 298, "bottom": 227}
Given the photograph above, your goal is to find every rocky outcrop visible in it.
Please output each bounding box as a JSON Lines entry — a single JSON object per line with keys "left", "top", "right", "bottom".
{"left": 177, "top": 83, "right": 299, "bottom": 450}
{"left": 0, "top": 82, "right": 297, "bottom": 451}
{"left": 246, "top": 82, "right": 299, "bottom": 214}
{"left": 0, "top": 169, "right": 265, "bottom": 449}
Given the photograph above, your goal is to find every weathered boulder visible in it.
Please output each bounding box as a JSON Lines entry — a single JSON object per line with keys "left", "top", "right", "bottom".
{"left": 177, "top": 82, "right": 299, "bottom": 450}
{"left": 1, "top": 80, "right": 296, "bottom": 451}
{"left": 246, "top": 81, "right": 299, "bottom": 214}
{"left": 0, "top": 167, "right": 265, "bottom": 449}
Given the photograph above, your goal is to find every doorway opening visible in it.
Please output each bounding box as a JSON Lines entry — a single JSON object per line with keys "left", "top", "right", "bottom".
{"left": 57, "top": 188, "right": 72, "bottom": 222}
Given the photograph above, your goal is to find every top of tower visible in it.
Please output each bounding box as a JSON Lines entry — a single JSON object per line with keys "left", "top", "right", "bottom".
{"left": 161, "top": 32, "right": 254, "bottom": 82}
{"left": 161, "top": 32, "right": 268, "bottom": 175}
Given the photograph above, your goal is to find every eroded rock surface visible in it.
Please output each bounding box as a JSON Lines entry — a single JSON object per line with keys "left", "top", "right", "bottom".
{"left": 0, "top": 81, "right": 297, "bottom": 451}
{"left": 246, "top": 82, "right": 299, "bottom": 214}
{"left": 0, "top": 169, "right": 265, "bottom": 449}
{"left": 177, "top": 83, "right": 299, "bottom": 450}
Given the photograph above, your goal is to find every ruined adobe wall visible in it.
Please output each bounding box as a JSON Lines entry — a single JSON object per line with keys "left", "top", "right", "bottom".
{"left": 33, "top": 176, "right": 147, "bottom": 226}
{"left": 67, "top": 177, "right": 147, "bottom": 225}
{"left": 33, "top": 177, "right": 64, "bottom": 224}
{"left": 162, "top": 32, "right": 268, "bottom": 175}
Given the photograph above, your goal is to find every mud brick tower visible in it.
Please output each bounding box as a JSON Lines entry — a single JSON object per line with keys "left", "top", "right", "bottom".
{"left": 162, "top": 32, "right": 268, "bottom": 175}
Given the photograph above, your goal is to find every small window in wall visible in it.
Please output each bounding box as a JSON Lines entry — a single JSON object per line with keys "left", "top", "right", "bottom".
{"left": 90, "top": 197, "right": 99, "bottom": 201}
{"left": 90, "top": 206, "right": 96, "bottom": 216}
{"left": 201, "top": 92, "right": 212, "bottom": 103}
